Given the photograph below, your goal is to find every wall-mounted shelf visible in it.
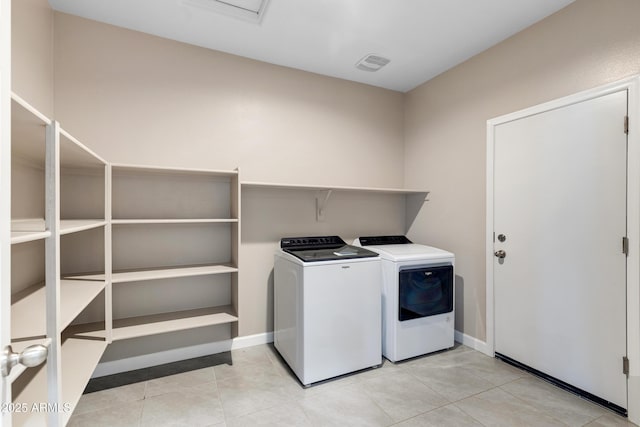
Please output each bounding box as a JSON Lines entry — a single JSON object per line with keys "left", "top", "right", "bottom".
{"left": 241, "top": 180, "right": 429, "bottom": 195}
{"left": 241, "top": 180, "right": 429, "bottom": 221}
{"left": 111, "top": 163, "right": 238, "bottom": 177}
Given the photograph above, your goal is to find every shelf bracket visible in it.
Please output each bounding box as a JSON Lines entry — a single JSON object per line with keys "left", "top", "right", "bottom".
{"left": 316, "top": 189, "right": 333, "bottom": 222}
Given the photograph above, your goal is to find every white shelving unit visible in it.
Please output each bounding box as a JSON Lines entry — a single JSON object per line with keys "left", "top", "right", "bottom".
{"left": 7, "top": 93, "right": 109, "bottom": 426}
{"left": 7, "top": 99, "right": 242, "bottom": 423}
{"left": 53, "top": 121, "right": 109, "bottom": 425}
{"left": 9, "top": 94, "right": 53, "bottom": 427}
{"left": 108, "top": 164, "right": 240, "bottom": 343}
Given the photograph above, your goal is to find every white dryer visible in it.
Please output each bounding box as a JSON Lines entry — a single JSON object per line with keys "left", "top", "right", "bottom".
{"left": 354, "top": 235, "right": 455, "bottom": 362}
{"left": 274, "top": 236, "right": 382, "bottom": 385}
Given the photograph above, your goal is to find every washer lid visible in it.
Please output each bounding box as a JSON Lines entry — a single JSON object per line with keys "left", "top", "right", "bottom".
{"left": 355, "top": 236, "right": 453, "bottom": 262}
{"left": 280, "top": 236, "right": 379, "bottom": 262}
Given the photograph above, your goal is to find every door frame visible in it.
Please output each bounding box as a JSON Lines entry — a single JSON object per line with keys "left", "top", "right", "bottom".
{"left": 486, "top": 75, "right": 640, "bottom": 423}
{"left": 1, "top": 0, "right": 11, "bottom": 423}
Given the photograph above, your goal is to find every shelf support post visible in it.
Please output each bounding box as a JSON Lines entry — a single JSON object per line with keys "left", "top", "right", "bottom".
{"left": 45, "top": 121, "right": 62, "bottom": 426}
{"left": 105, "top": 164, "right": 113, "bottom": 344}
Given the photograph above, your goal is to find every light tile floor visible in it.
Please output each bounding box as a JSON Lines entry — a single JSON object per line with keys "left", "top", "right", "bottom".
{"left": 68, "top": 344, "right": 638, "bottom": 427}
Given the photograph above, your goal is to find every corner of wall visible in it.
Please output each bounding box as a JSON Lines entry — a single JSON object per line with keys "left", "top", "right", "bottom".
{"left": 11, "top": 0, "right": 54, "bottom": 118}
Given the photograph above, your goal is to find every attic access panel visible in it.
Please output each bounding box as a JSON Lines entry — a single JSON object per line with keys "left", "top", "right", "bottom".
{"left": 182, "top": 0, "right": 270, "bottom": 24}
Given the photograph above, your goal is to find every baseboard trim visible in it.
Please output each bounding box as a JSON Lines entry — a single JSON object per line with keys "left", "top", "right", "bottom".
{"left": 92, "top": 332, "right": 274, "bottom": 378}
{"left": 629, "top": 374, "right": 640, "bottom": 425}
{"left": 454, "top": 329, "right": 492, "bottom": 356}
{"left": 95, "top": 330, "right": 490, "bottom": 378}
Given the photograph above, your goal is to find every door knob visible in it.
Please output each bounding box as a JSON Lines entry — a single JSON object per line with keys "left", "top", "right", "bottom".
{"left": 1, "top": 344, "right": 48, "bottom": 377}
{"left": 494, "top": 250, "right": 506, "bottom": 259}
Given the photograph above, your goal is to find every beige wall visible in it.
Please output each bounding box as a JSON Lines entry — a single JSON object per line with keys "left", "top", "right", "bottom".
{"left": 52, "top": 12, "right": 408, "bottom": 344}
{"left": 12, "top": 0, "right": 53, "bottom": 118}
{"left": 404, "top": 0, "right": 640, "bottom": 342}
{"left": 53, "top": 12, "right": 405, "bottom": 188}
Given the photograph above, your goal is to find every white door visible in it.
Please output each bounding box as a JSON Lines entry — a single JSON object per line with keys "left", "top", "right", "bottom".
{"left": 1, "top": 0, "right": 12, "bottom": 423}
{"left": 493, "top": 90, "right": 628, "bottom": 410}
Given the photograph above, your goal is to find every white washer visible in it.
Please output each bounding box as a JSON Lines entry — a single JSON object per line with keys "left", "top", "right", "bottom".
{"left": 274, "top": 236, "right": 382, "bottom": 386}
{"left": 354, "top": 235, "right": 455, "bottom": 362}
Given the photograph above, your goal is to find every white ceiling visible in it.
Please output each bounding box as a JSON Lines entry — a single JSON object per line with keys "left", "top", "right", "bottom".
{"left": 48, "top": 0, "right": 575, "bottom": 92}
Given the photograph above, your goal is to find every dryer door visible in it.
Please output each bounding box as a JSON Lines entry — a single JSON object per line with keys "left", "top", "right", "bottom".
{"left": 398, "top": 265, "right": 453, "bottom": 321}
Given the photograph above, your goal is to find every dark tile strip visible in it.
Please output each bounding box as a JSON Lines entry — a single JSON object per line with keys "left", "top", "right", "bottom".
{"left": 84, "top": 352, "right": 233, "bottom": 393}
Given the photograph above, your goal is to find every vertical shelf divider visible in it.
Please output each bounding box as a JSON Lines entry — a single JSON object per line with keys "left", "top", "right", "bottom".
{"left": 231, "top": 168, "right": 240, "bottom": 338}
{"left": 45, "top": 121, "right": 62, "bottom": 427}
{"left": 105, "top": 163, "right": 112, "bottom": 343}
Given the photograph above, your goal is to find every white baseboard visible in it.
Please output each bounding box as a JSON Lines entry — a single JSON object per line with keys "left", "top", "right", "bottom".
{"left": 454, "top": 329, "right": 492, "bottom": 356}
{"left": 629, "top": 374, "right": 640, "bottom": 425}
{"left": 94, "top": 330, "right": 491, "bottom": 378}
{"left": 92, "top": 332, "right": 274, "bottom": 378}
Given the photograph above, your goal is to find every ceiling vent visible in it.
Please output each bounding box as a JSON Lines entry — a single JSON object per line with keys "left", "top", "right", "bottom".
{"left": 182, "top": 0, "right": 270, "bottom": 24}
{"left": 355, "top": 54, "right": 390, "bottom": 72}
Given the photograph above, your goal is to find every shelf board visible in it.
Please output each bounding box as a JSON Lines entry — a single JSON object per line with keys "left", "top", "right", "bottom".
{"left": 59, "top": 219, "right": 106, "bottom": 235}
{"left": 61, "top": 336, "right": 107, "bottom": 425}
{"left": 68, "top": 306, "right": 237, "bottom": 342}
{"left": 241, "top": 180, "right": 429, "bottom": 195}
{"left": 12, "top": 283, "right": 46, "bottom": 339}
{"left": 11, "top": 93, "right": 50, "bottom": 166}
{"left": 11, "top": 230, "right": 51, "bottom": 245}
{"left": 112, "top": 218, "right": 238, "bottom": 225}
{"left": 71, "top": 264, "right": 238, "bottom": 284}
{"left": 59, "top": 279, "right": 106, "bottom": 332}
{"left": 111, "top": 163, "right": 238, "bottom": 177}
{"left": 7, "top": 337, "right": 52, "bottom": 384}
{"left": 11, "top": 359, "right": 48, "bottom": 427}
{"left": 11, "top": 338, "right": 105, "bottom": 426}
{"left": 113, "top": 306, "right": 237, "bottom": 341}
{"left": 59, "top": 127, "right": 107, "bottom": 168}
{"left": 11, "top": 93, "right": 51, "bottom": 125}
{"left": 11, "top": 218, "right": 46, "bottom": 231}
{"left": 12, "top": 280, "right": 106, "bottom": 339}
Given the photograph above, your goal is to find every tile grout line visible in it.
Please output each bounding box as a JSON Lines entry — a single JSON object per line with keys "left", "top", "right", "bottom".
{"left": 497, "top": 378, "right": 608, "bottom": 427}
{"left": 450, "top": 400, "right": 491, "bottom": 427}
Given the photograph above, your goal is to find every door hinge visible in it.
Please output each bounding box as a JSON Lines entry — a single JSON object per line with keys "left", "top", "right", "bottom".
{"left": 623, "top": 356, "right": 629, "bottom": 375}
{"left": 623, "top": 236, "right": 629, "bottom": 256}
{"left": 624, "top": 115, "right": 629, "bottom": 134}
